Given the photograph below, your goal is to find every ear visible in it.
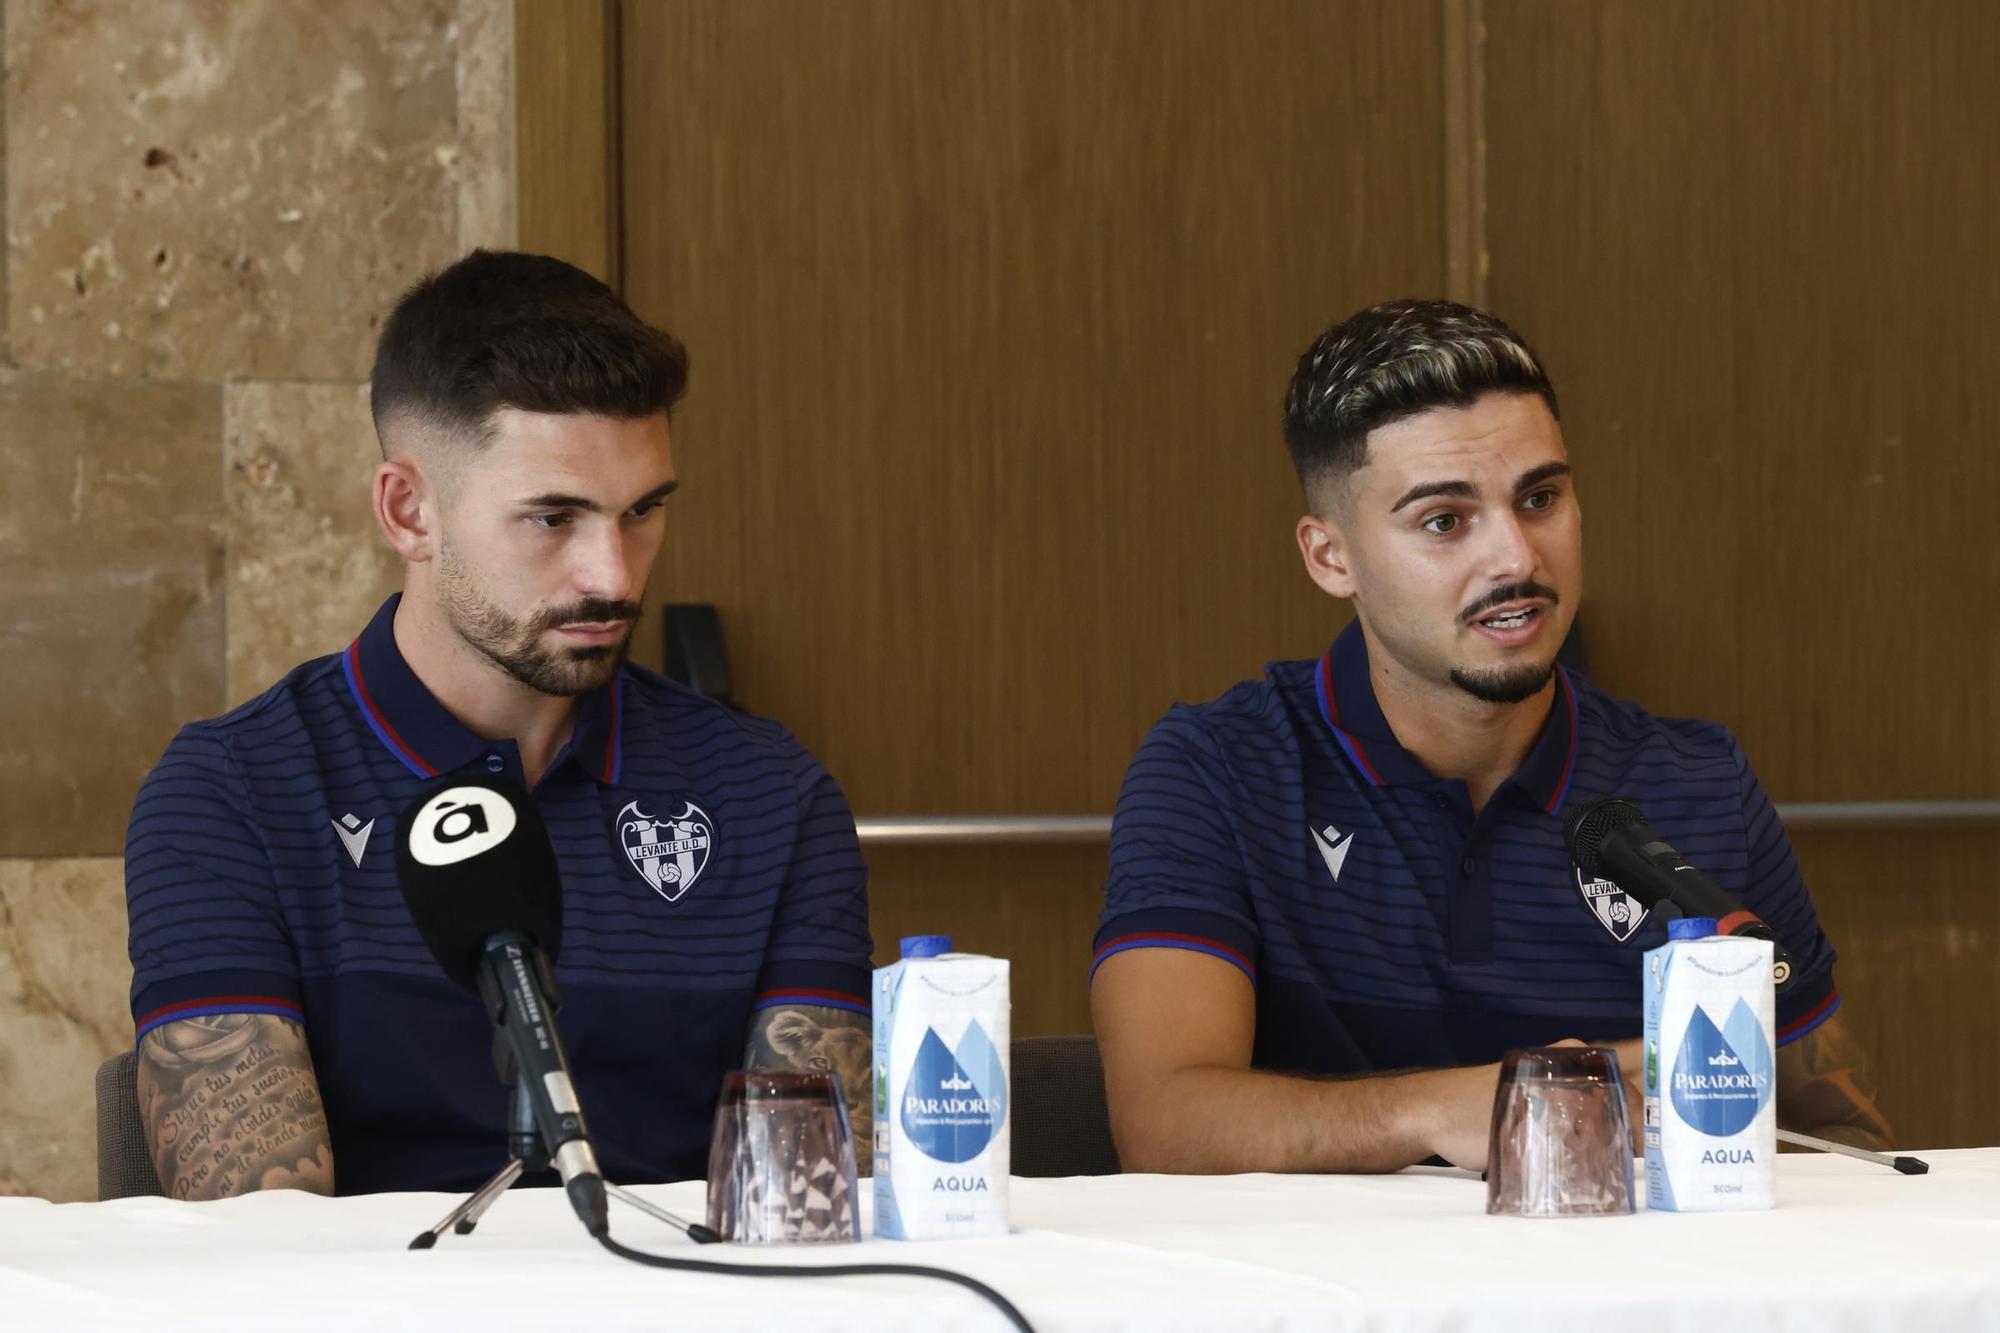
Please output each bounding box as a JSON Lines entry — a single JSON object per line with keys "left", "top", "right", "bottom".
{"left": 764, "top": 1010, "right": 823, "bottom": 1061}
{"left": 1296, "top": 510, "right": 1359, "bottom": 601}
{"left": 373, "top": 459, "right": 436, "bottom": 563}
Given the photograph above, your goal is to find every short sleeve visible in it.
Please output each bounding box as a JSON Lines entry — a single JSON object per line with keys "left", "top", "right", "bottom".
{"left": 1094, "top": 709, "right": 1260, "bottom": 986}
{"left": 124, "top": 726, "right": 303, "bottom": 1043}
{"left": 750, "top": 747, "right": 873, "bottom": 1016}
{"left": 1729, "top": 740, "right": 1840, "bottom": 1043}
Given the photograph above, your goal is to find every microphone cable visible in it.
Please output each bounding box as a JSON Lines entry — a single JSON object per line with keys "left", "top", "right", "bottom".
{"left": 595, "top": 1231, "right": 1034, "bottom": 1332}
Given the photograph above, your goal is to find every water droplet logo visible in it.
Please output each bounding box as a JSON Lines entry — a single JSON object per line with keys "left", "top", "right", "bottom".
{"left": 898, "top": 1021, "right": 1007, "bottom": 1162}
{"left": 1669, "top": 999, "right": 1774, "bottom": 1136}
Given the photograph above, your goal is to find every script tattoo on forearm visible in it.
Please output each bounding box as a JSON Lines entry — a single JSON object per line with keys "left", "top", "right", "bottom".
{"left": 136, "top": 1013, "right": 335, "bottom": 1200}
{"left": 1776, "top": 1013, "right": 1894, "bottom": 1152}
{"left": 746, "top": 1004, "right": 874, "bottom": 1151}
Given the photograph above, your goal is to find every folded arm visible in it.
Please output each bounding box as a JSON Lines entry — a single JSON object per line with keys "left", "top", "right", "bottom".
{"left": 746, "top": 1003, "right": 874, "bottom": 1155}
{"left": 1093, "top": 948, "right": 1505, "bottom": 1174}
{"left": 136, "top": 1012, "right": 334, "bottom": 1199}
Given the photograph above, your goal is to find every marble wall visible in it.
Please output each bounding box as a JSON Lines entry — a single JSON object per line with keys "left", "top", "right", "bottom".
{"left": 0, "top": 0, "right": 516, "bottom": 1201}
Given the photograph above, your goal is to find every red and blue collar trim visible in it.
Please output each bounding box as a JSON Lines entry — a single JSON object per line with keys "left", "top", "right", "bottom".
{"left": 343, "top": 639, "right": 437, "bottom": 779}
{"left": 1314, "top": 620, "right": 1580, "bottom": 814}
{"left": 341, "top": 595, "right": 625, "bottom": 784}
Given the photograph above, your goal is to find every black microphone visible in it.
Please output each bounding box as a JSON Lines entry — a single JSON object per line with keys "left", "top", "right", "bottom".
{"left": 1564, "top": 795, "right": 1796, "bottom": 994}
{"left": 394, "top": 775, "right": 609, "bottom": 1237}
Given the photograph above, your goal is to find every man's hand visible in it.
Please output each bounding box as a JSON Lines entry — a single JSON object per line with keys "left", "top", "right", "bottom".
{"left": 136, "top": 1013, "right": 334, "bottom": 1200}
{"left": 1423, "top": 1039, "right": 1644, "bottom": 1172}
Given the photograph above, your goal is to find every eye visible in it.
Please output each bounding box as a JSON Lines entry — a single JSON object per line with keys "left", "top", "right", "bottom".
{"left": 528, "top": 512, "right": 571, "bottom": 530}
{"left": 808, "top": 1056, "right": 832, "bottom": 1072}
{"left": 628, "top": 499, "right": 666, "bottom": 519}
{"left": 1521, "top": 488, "right": 1557, "bottom": 512}
{"left": 1421, "top": 512, "right": 1461, "bottom": 535}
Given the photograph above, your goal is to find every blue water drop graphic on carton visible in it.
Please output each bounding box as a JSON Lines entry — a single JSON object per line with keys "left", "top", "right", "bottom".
{"left": 1670, "top": 1003, "right": 1773, "bottom": 1136}
{"left": 900, "top": 1020, "right": 1009, "bottom": 1162}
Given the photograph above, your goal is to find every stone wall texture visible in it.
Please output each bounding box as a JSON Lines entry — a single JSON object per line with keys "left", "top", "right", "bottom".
{"left": 0, "top": 0, "right": 515, "bottom": 1201}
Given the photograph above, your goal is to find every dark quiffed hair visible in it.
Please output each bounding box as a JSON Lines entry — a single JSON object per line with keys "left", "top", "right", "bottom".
{"left": 369, "top": 250, "right": 689, "bottom": 451}
{"left": 1282, "top": 299, "right": 1558, "bottom": 501}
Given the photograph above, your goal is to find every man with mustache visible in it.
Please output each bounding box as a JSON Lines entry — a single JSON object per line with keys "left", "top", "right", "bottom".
{"left": 1092, "top": 300, "right": 1890, "bottom": 1172}
{"left": 123, "top": 252, "right": 872, "bottom": 1198}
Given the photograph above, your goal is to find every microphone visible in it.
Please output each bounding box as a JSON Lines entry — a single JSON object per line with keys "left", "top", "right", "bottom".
{"left": 395, "top": 775, "right": 609, "bottom": 1237}
{"left": 1564, "top": 795, "right": 1796, "bottom": 994}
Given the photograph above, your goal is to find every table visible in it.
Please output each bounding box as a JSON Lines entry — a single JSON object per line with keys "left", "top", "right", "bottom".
{"left": 5, "top": 1152, "right": 1997, "bottom": 1331}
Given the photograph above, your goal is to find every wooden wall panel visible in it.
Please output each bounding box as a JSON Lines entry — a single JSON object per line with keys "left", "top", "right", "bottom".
{"left": 868, "top": 844, "right": 1106, "bottom": 1038}
{"left": 516, "top": 0, "right": 621, "bottom": 284}
{"left": 617, "top": 0, "right": 1442, "bottom": 816}
{"left": 1484, "top": 1, "right": 2000, "bottom": 1148}
{"left": 1793, "top": 829, "right": 2000, "bottom": 1149}
{"left": 1483, "top": 0, "right": 2000, "bottom": 800}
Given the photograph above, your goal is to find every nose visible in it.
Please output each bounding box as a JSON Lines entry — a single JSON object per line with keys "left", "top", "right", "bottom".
{"left": 570, "top": 520, "right": 639, "bottom": 606}
{"left": 1482, "top": 509, "right": 1538, "bottom": 583}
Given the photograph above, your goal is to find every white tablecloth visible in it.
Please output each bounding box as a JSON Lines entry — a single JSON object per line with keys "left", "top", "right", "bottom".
{"left": 6, "top": 1152, "right": 1998, "bottom": 1332}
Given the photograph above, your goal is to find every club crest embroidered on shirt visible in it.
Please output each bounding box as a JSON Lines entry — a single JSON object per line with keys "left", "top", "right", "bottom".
{"left": 617, "top": 799, "right": 713, "bottom": 902}
{"left": 1577, "top": 866, "right": 1649, "bottom": 942}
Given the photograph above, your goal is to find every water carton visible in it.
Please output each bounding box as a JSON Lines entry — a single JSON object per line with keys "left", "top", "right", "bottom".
{"left": 872, "top": 935, "right": 1010, "bottom": 1239}
{"left": 1643, "top": 919, "right": 1777, "bottom": 1211}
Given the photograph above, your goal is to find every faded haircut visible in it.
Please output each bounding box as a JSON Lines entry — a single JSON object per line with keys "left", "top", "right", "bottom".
{"left": 1282, "top": 299, "right": 1558, "bottom": 507}
{"left": 368, "top": 249, "right": 688, "bottom": 460}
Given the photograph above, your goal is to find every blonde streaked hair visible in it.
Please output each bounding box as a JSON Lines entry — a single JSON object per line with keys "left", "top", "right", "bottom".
{"left": 1283, "top": 300, "right": 1557, "bottom": 506}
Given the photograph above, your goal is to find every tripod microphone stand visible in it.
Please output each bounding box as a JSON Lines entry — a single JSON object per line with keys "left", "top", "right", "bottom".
{"left": 409, "top": 1055, "right": 719, "bottom": 1249}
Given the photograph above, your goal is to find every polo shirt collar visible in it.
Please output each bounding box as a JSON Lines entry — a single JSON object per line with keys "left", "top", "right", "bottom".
{"left": 1315, "top": 618, "right": 1579, "bottom": 814}
{"left": 341, "top": 594, "right": 625, "bottom": 785}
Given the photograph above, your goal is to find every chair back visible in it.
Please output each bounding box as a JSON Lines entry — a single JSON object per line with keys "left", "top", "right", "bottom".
{"left": 1008, "top": 1034, "right": 1120, "bottom": 1177}
{"left": 96, "top": 1049, "right": 166, "bottom": 1200}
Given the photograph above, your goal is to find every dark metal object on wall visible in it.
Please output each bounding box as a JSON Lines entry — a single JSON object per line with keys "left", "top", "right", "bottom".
{"left": 662, "top": 604, "right": 733, "bottom": 706}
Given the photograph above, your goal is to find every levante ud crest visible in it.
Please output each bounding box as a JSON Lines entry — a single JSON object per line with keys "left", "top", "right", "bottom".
{"left": 1577, "top": 866, "right": 1649, "bottom": 942}
{"left": 617, "top": 799, "right": 713, "bottom": 902}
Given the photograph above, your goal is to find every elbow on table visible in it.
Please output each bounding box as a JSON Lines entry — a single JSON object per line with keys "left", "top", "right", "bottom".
{"left": 1103, "top": 1080, "right": 1232, "bottom": 1175}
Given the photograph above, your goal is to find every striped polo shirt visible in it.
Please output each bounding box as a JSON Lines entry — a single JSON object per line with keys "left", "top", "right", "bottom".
{"left": 1095, "top": 620, "right": 1838, "bottom": 1076}
{"left": 125, "top": 595, "right": 872, "bottom": 1194}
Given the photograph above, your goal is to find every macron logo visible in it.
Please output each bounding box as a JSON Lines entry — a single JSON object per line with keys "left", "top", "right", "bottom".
{"left": 332, "top": 812, "right": 375, "bottom": 868}
{"left": 1309, "top": 824, "right": 1356, "bottom": 882}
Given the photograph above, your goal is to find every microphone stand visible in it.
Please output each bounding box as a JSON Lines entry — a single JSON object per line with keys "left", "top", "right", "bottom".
{"left": 410, "top": 1052, "right": 718, "bottom": 1248}
{"left": 1777, "top": 1127, "right": 1930, "bottom": 1175}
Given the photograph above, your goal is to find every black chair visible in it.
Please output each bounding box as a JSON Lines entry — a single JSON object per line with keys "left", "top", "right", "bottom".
{"left": 1009, "top": 1034, "right": 1120, "bottom": 1177}
{"left": 95, "top": 1049, "right": 166, "bottom": 1200}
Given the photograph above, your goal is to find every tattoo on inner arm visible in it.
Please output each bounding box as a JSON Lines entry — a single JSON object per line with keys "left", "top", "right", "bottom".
{"left": 1777, "top": 1016, "right": 1894, "bottom": 1152}
{"left": 136, "top": 1013, "right": 335, "bottom": 1200}
{"left": 746, "top": 1005, "right": 874, "bottom": 1150}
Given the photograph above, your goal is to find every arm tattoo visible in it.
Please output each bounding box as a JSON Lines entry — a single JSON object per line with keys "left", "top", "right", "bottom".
{"left": 136, "top": 1013, "right": 335, "bottom": 1200}
{"left": 1776, "top": 1013, "right": 1894, "bottom": 1152}
{"left": 746, "top": 1005, "right": 874, "bottom": 1155}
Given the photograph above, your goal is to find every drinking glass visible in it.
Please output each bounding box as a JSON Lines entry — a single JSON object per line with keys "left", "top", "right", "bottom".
{"left": 1485, "top": 1045, "right": 1635, "bottom": 1217}
{"left": 704, "top": 1070, "right": 861, "bottom": 1243}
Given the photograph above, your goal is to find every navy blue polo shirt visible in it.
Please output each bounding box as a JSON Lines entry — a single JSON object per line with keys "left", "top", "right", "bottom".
{"left": 1095, "top": 621, "right": 1839, "bottom": 1076}
{"left": 125, "top": 595, "right": 872, "bottom": 1194}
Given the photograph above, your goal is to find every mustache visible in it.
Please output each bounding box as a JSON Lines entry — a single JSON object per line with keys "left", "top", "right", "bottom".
{"left": 1459, "top": 581, "right": 1559, "bottom": 625}
{"left": 532, "top": 599, "right": 643, "bottom": 633}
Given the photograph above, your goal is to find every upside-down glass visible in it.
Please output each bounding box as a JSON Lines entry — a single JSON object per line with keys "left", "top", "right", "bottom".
{"left": 704, "top": 1070, "right": 861, "bottom": 1243}
{"left": 1485, "top": 1045, "right": 1636, "bottom": 1217}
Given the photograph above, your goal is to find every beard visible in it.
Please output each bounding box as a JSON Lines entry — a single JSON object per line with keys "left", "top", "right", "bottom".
{"left": 436, "top": 540, "right": 640, "bottom": 697}
{"left": 1448, "top": 660, "right": 1556, "bottom": 704}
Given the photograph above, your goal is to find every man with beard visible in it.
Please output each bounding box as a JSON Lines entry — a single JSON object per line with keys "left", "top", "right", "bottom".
{"left": 123, "top": 252, "right": 872, "bottom": 1199}
{"left": 1091, "top": 300, "right": 1891, "bottom": 1173}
